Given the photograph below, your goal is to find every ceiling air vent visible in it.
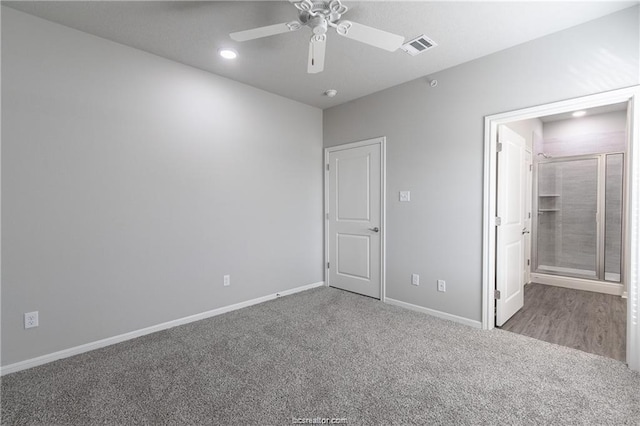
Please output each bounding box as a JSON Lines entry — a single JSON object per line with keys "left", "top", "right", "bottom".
{"left": 401, "top": 35, "right": 437, "bottom": 56}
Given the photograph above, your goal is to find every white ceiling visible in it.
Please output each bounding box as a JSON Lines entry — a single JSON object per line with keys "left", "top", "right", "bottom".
{"left": 4, "top": 1, "right": 637, "bottom": 109}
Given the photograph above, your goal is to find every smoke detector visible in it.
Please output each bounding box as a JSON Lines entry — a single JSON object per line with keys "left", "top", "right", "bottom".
{"left": 401, "top": 35, "right": 437, "bottom": 56}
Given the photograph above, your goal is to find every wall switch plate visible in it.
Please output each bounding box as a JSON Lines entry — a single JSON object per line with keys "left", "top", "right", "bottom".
{"left": 399, "top": 191, "right": 411, "bottom": 202}
{"left": 223, "top": 275, "right": 230, "bottom": 287}
{"left": 412, "top": 274, "right": 420, "bottom": 286}
{"left": 24, "top": 311, "right": 39, "bottom": 329}
{"left": 437, "top": 280, "right": 446, "bottom": 292}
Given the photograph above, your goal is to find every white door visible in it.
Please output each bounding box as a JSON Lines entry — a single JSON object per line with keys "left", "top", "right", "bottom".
{"left": 327, "top": 141, "right": 382, "bottom": 299}
{"left": 524, "top": 149, "right": 532, "bottom": 285}
{"left": 496, "top": 125, "right": 527, "bottom": 326}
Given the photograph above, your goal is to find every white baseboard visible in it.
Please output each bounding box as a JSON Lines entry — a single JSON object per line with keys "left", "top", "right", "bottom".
{"left": 384, "top": 297, "right": 482, "bottom": 329}
{"left": 1, "top": 281, "right": 325, "bottom": 376}
{"left": 531, "top": 273, "right": 624, "bottom": 296}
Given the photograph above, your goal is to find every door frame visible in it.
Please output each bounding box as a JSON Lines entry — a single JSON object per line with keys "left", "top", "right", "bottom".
{"left": 524, "top": 148, "right": 532, "bottom": 286}
{"left": 324, "top": 137, "right": 387, "bottom": 301}
{"left": 481, "top": 86, "right": 640, "bottom": 371}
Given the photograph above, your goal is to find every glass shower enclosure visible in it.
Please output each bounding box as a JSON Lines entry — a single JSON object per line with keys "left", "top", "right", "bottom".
{"left": 533, "top": 153, "right": 624, "bottom": 283}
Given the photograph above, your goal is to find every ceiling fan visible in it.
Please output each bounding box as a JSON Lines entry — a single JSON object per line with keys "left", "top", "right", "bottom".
{"left": 229, "top": 0, "right": 405, "bottom": 74}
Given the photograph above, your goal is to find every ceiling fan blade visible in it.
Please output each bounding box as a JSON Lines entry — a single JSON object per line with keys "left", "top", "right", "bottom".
{"left": 335, "top": 20, "right": 404, "bottom": 52}
{"left": 308, "top": 34, "right": 327, "bottom": 74}
{"left": 230, "top": 21, "right": 301, "bottom": 42}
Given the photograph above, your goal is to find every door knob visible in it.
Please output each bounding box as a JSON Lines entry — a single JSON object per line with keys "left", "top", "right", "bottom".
{"left": 369, "top": 227, "right": 379, "bottom": 232}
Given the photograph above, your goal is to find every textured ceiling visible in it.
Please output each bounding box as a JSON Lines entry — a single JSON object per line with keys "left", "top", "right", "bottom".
{"left": 4, "top": 1, "right": 637, "bottom": 109}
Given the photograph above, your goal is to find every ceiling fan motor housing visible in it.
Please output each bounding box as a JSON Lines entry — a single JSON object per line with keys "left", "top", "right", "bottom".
{"left": 296, "top": 0, "right": 347, "bottom": 28}
{"left": 310, "top": 17, "right": 328, "bottom": 35}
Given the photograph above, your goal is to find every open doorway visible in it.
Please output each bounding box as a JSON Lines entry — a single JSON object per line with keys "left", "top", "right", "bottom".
{"left": 498, "top": 103, "right": 627, "bottom": 361}
{"left": 482, "top": 86, "right": 640, "bottom": 371}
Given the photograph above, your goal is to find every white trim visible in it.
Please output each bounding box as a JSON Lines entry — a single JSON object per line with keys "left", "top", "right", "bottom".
{"left": 324, "top": 137, "right": 387, "bottom": 301}
{"left": 482, "top": 86, "right": 640, "bottom": 372}
{"left": 627, "top": 86, "right": 640, "bottom": 371}
{"left": 385, "top": 298, "right": 482, "bottom": 329}
{"left": 531, "top": 274, "right": 624, "bottom": 296}
{"left": 0, "top": 281, "right": 325, "bottom": 376}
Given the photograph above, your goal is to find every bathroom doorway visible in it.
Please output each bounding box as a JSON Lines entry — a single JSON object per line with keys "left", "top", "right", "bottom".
{"left": 502, "top": 103, "right": 627, "bottom": 361}
{"left": 482, "top": 86, "right": 640, "bottom": 370}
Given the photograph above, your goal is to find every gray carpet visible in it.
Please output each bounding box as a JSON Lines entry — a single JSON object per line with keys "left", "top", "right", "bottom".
{"left": 2, "top": 287, "right": 639, "bottom": 425}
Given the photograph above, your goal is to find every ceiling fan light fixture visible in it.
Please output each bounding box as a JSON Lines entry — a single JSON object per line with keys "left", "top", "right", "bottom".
{"left": 218, "top": 48, "right": 238, "bottom": 59}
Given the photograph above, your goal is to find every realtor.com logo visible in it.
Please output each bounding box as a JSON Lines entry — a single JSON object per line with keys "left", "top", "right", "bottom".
{"left": 292, "top": 417, "right": 348, "bottom": 424}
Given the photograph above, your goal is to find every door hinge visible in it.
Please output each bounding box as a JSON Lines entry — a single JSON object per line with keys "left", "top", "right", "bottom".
{"left": 529, "top": 164, "right": 533, "bottom": 171}
{"left": 495, "top": 290, "right": 501, "bottom": 300}
{"left": 495, "top": 217, "right": 502, "bottom": 226}
{"left": 527, "top": 259, "right": 530, "bottom": 266}
{"left": 326, "top": 164, "right": 330, "bottom": 171}
{"left": 326, "top": 212, "right": 329, "bottom": 220}
{"left": 327, "top": 262, "right": 330, "bottom": 269}
{"left": 496, "top": 142, "right": 503, "bottom": 153}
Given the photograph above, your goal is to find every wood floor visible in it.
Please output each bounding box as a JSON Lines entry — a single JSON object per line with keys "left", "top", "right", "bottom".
{"left": 500, "top": 283, "right": 626, "bottom": 361}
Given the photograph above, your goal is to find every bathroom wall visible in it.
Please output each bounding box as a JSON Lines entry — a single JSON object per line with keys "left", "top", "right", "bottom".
{"left": 540, "top": 109, "right": 627, "bottom": 157}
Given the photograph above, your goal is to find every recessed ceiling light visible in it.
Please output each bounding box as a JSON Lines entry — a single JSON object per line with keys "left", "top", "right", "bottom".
{"left": 219, "top": 48, "right": 238, "bottom": 60}
{"left": 572, "top": 110, "right": 587, "bottom": 117}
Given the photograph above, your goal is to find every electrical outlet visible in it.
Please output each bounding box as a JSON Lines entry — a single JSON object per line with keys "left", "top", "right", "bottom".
{"left": 437, "top": 280, "right": 446, "bottom": 292}
{"left": 399, "top": 191, "right": 411, "bottom": 202}
{"left": 24, "top": 311, "right": 39, "bottom": 329}
{"left": 223, "top": 274, "right": 230, "bottom": 287}
{"left": 412, "top": 274, "right": 420, "bottom": 286}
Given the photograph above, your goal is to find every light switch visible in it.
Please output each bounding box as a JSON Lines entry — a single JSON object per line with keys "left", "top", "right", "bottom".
{"left": 399, "top": 191, "right": 411, "bottom": 202}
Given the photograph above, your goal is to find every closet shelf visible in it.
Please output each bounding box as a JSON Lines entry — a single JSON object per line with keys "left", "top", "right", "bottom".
{"left": 538, "top": 209, "right": 559, "bottom": 212}
{"left": 538, "top": 194, "right": 560, "bottom": 197}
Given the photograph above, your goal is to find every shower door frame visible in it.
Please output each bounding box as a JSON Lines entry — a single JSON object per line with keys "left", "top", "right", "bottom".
{"left": 532, "top": 152, "right": 625, "bottom": 284}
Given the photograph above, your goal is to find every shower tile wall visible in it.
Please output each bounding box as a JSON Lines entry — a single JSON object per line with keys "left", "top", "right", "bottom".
{"left": 605, "top": 154, "right": 624, "bottom": 278}
{"left": 537, "top": 167, "right": 558, "bottom": 268}
{"left": 540, "top": 131, "right": 625, "bottom": 157}
{"left": 538, "top": 110, "right": 627, "bottom": 158}
{"left": 537, "top": 160, "right": 598, "bottom": 275}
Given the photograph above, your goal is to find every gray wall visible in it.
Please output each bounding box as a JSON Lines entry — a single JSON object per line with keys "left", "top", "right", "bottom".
{"left": 323, "top": 7, "right": 639, "bottom": 322}
{"left": 1, "top": 8, "right": 323, "bottom": 366}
